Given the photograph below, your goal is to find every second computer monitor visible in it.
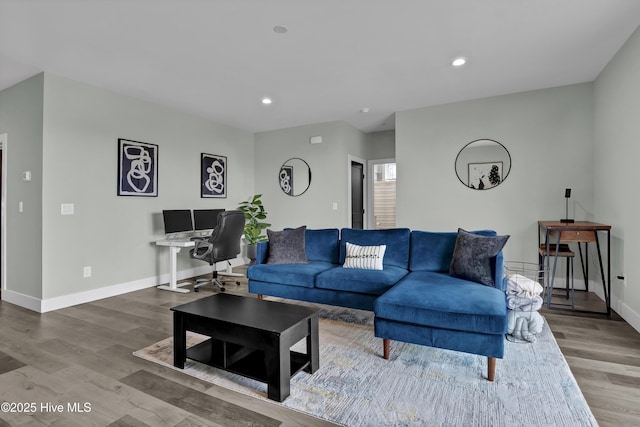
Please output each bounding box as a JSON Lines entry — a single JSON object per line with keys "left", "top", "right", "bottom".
{"left": 193, "top": 209, "right": 225, "bottom": 231}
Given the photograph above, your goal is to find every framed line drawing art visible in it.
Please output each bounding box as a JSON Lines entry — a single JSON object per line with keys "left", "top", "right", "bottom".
{"left": 468, "top": 161, "right": 502, "bottom": 190}
{"left": 117, "top": 138, "right": 158, "bottom": 197}
{"left": 201, "top": 153, "right": 227, "bottom": 198}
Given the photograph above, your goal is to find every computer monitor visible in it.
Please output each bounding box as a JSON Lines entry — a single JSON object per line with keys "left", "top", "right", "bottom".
{"left": 162, "top": 210, "right": 193, "bottom": 235}
{"left": 193, "top": 209, "right": 225, "bottom": 232}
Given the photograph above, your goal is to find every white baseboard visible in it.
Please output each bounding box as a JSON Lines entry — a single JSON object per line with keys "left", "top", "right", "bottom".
{"left": 609, "top": 293, "right": 640, "bottom": 334}
{"left": 1, "top": 290, "right": 42, "bottom": 312}
{"left": 1, "top": 258, "right": 247, "bottom": 313}
{"left": 559, "top": 278, "right": 640, "bottom": 334}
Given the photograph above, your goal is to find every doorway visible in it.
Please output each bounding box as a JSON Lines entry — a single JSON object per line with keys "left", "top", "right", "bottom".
{"left": 349, "top": 158, "right": 365, "bottom": 229}
{"left": 369, "top": 159, "right": 396, "bottom": 229}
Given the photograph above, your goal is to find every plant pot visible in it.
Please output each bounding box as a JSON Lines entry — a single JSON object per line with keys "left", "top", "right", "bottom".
{"left": 246, "top": 244, "right": 257, "bottom": 262}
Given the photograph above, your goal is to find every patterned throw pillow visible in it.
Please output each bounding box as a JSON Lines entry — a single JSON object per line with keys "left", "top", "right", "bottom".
{"left": 266, "top": 226, "right": 308, "bottom": 264}
{"left": 343, "top": 242, "right": 386, "bottom": 270}
{"left": 449, "top": 228, "right": 509, "bottom": 286}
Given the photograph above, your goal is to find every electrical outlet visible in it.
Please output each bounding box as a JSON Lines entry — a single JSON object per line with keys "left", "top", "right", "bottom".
{"left": 61, "top": 203, "right": 75, "bottom": 215}
{"left": 83, "top": 266, "right": 92, "bottom": 278}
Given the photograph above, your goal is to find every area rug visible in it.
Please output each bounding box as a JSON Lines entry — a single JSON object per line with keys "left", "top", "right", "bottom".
{"left": 134, "top": 302, "right": 597, "bottom": 426}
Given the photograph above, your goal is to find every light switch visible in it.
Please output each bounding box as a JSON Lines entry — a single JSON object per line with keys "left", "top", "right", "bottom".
{"left": 19, "top": 201, "right": 24, "bottom": 212}
{"left": 332, "top": 202, "right": 338, "bottom": 210}
{"left": 61, "top": 203, "right": 75, "bottom": 215}
{"left": 22, "top": 171, "right": 32, "bottom": 182}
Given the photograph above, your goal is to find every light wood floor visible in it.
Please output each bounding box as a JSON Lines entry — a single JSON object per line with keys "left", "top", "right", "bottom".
{"left": 1, "top": 270, "right": 639, "bottom": 426}
{"left": 541, "top": 292, "right": 640, "bottom": 427}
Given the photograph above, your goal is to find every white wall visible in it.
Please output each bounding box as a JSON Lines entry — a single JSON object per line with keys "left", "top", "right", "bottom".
{"left": 254, "top": 121, "right": 367, "bottom": 230}
{"left": 396, "top": 83, "right": 595, "bottom": 266}
{"left": 594, "top": 26, "right": 640, "bottom": 326}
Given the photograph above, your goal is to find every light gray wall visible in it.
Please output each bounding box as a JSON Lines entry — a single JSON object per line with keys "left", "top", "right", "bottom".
{"left": 396, "top": 83, "right": 594, "bottom": 265}
{"left": 594, "top": 26, "right": 640, "bottom": 319}
{"left": 39, "top": 74, "right": 254, "bottom": 299}
{"left": 254, "top": 121, "right": 367, "bottom": 230}
{"left": 0, "top": 73, "right": 44, "bottom": 299}
{"left": 366, "top": 130, "right": 395, "bottom": 160}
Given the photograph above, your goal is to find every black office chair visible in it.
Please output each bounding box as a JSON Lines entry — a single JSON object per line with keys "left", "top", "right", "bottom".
{"left": 189, "top": 210, "right": 245, "bottom": 292}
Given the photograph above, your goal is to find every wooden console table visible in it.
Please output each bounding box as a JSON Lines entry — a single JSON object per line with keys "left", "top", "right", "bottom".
{"left": 538, "top": 221, "right": 612, "bottom": 316}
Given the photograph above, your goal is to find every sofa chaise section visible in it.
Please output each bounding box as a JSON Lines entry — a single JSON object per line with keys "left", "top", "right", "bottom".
{"left": 374, "top": 230, "right": 508, "bottom": 381}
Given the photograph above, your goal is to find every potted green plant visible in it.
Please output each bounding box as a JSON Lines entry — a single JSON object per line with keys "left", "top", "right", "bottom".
{"left": 238, "top": 194, "right": 271, "bottom": 260}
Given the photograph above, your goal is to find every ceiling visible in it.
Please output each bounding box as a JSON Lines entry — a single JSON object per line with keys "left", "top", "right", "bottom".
{"left": 1, "top": 0, "right": 639, "bottom": 134}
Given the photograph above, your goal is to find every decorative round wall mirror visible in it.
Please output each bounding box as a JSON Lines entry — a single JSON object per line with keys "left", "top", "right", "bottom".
{"left": 455, "top": 139, "right": 511, "bottom": 190}
{"left": 279, "top": 158, "right": 312, "bottom": 196}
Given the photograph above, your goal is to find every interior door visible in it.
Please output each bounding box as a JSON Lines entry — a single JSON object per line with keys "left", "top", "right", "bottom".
{"left": 351, "top": 161, "right": 364, "bottom": 229}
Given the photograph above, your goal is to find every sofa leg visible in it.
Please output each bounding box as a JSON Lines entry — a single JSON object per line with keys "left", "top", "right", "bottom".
{"left": 383, "top": 339, "right": 390, "bottom": 360}
{"left": 487, "top": 357, "right": 496, "bottom": 381}
{"left": 257, "top": 294, "right": 263, "bottom": 300}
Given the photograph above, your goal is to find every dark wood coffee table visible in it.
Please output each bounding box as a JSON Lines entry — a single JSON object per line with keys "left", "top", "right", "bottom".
{"left": 171, "top": 294, "right": 319, "bottom": 402}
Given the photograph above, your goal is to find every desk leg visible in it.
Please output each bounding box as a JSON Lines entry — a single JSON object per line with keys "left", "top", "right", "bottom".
{"left": 157, "top": 246, "right": 191, "bottom": 293}
{"left": 607, "top": 230, "right": 611, "bottom": 316}
{"left": 594, "top": 232, "right": 612, "bottom": 316}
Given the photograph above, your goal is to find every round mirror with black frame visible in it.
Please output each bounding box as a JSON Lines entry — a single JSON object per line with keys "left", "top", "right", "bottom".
{"left": 455, "top": 139, "right": 511, "bottom": 190}
{"left": 279, "top": 158, "right": 312, "bottom": 196}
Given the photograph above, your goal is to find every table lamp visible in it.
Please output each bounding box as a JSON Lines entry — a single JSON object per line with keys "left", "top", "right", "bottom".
{"left": 561, "top": 188, "right": 574, "bottom": 223}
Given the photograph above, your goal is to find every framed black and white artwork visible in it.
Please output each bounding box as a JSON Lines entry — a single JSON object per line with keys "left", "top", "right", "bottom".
{"left": 201, "top": 153, "right": 227, "bottom": 198}
{"left": 279, "top": 165, "right": 293, "bottom": 195}
{"left": 117, "top": 138, "right": 158, "bottom": 197}
{"left": 468, "top": 161, "right": 502, "bottom": 190}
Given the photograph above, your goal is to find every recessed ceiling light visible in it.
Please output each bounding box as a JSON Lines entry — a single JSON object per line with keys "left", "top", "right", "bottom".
{"left": 451, "top": 57, "right": 467, "bottom": 67}
{"left": 261, "top": 97, "right": 272, "bottom": 105}
{"left": 273, "top": 25, "right": 288, "bottom": 34}
{"left": 360, "top": 107, "right": 370, "bottom": 113}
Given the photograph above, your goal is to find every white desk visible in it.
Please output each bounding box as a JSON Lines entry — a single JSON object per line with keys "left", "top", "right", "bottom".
{"left": 155, "top": 239, "right": 195, "bottom": 293}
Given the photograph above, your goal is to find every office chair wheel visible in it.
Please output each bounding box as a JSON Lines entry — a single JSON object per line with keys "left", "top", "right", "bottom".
{"left": 235, "top": 281, "right": 240, "bottom": 286}
{"left": 194, "top": 287, "right": 199, "bottom": 292}
{"left": 220, "top": 287, "right": 225, "bottom": 292}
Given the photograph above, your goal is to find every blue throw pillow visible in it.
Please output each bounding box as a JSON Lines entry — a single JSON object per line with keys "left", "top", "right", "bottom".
{"left": 449, "top": 228, "right": 509, "bottom": 286}
{"left": 266, "top": 226, "right": 309, "bottom": 264}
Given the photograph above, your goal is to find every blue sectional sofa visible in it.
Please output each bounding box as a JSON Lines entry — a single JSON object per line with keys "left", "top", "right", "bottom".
{"left": 247, "top": 227, "right": 508, "bottom": 381}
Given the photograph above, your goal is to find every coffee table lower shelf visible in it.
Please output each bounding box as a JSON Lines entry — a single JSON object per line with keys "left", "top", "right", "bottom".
{"left": 187, "top": 338, "right": 312, "bottom": 385}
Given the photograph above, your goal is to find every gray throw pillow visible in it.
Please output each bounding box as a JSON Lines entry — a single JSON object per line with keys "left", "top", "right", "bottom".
{"left": 266, "top": 226, "right": 308, "bottom": 264}
{"left": 449, "top": 228, "right": 509, "bottom": 286}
